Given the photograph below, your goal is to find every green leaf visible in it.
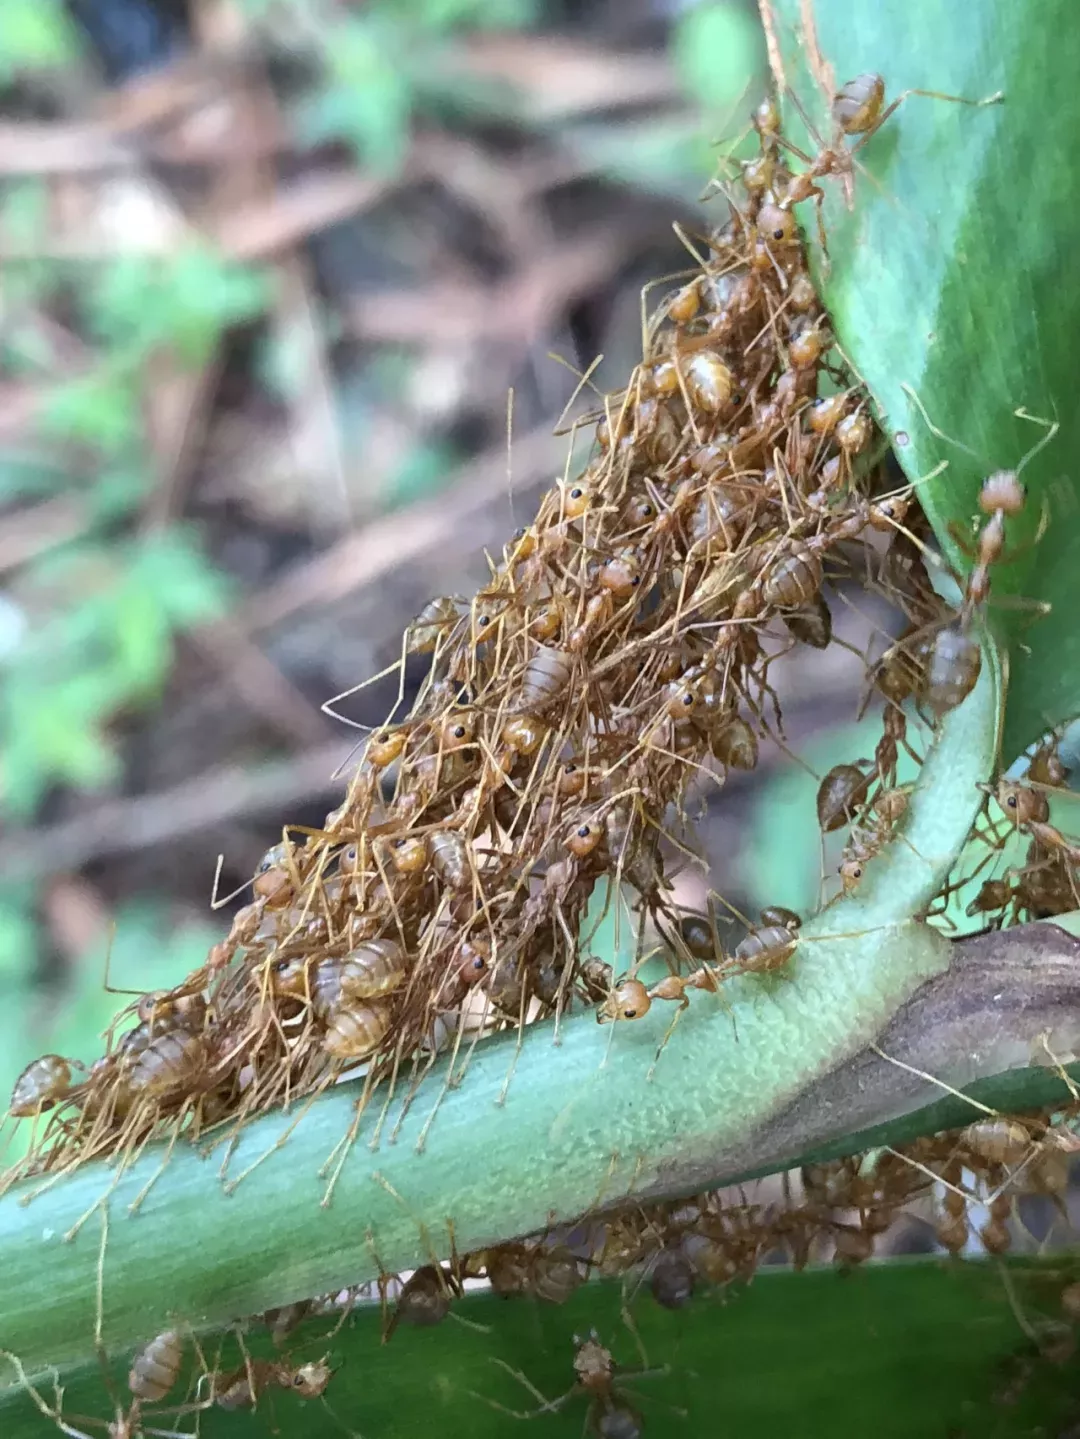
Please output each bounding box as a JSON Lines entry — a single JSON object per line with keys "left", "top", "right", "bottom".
{"left": 766, "top": 0, "right": 1080, "bottom": 763}
{"left": 0, "top": 670, "right": 121, "bottom": 816}
{"left": 384, "top": 440, "right": 457, "bottom": 507}
{"left": 0, "top": 183, "right": 49, "bottom": 258}
{"left": 0, "top": 895, "right": 36, "bottom": 985}
{"left": 561, "top": 118, "right": 718, "bottom": 201}
{"left": 0, "top": 535, "right": 228, "bottom": 817}
{"left": 3, "top": 1261, "right": 1077, "bottom": 1438}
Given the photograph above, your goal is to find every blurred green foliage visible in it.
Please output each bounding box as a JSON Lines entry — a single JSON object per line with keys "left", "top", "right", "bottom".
{"left": 0, "top": 225, "right": 263, "bottom": 1127}
{"left": 0, "top": 14, "right": 281, "bottom": 1078}
{"left": 240, "top": 0, "right": 539, "bottom": 170}
{"left": 673, "top": 2, "right": 762, "bottom": 119}
{"left": 563, "top": 2, "right": 765, "bottom": 199}
{"left": 0, "top": 239, "right": 269, "bottom": 820}
{"left": 0, "top": 0, "right": 78, "bottom": 81}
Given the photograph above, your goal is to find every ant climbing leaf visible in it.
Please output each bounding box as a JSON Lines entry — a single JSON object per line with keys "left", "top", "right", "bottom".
{"left": 765, "top": 0, "right": 1080, "bottom": 763}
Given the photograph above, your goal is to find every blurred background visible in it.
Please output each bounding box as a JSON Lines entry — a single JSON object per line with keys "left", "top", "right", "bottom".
{"left": 0, "top": 0, "right": 900, "bottom": 1153}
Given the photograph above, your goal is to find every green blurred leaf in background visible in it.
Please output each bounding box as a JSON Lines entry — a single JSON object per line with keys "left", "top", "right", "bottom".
{"left": 87, "top": 247, "right": 270, "bottom": 367}
{"left": 0, "top": 0, "right": 78, "bottom": 80}
{"left": 0, "top": 533, "right": 230, "bottom": 818}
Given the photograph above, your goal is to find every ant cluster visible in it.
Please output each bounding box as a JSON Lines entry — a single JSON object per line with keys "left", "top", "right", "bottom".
{"left": 6, "top": 73, "right": 988, "bottom": 1189}
{"left": 5, "top": 76, "right": 1079, "bottom": 1427}
{"left": 376, "top": 1111, "right": 1080, "bottom": 1347}
{"left": 964, "top": 758, "right": 1080, "bottom": 925}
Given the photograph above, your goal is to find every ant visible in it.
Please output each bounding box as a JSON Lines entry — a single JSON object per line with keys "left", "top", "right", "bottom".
{"left": 1, "top": 1346, "right": 198, "bottom": 1439}
{"left": 772, "top": 72, "right": 1002, "bottom": 253}
{"left": 902, "top": 388, "right": 1058, "bottom": 615}
{"left": 476, "top": 1330, "right": 677, "bottom": 1438}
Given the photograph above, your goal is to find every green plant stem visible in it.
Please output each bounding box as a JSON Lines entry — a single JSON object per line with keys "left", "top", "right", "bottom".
{"left": 0, "top": 645, "right": 999, "bottom": 1375}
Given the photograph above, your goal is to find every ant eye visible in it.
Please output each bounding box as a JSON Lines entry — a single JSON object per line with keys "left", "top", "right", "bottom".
{"left": 622, "top": 1005, "right": 639, "bottom": 1019}
{"left": 478, "top": 615, "right": 491, "bottom": 628}
{"left": 578, "top": 824, "right": 591, "bottom": 838}
{"left": 570, "top": 487, "right": 583, "bottom": 499}
{"left": 453, "top": 725, "right": 466, "bottom": 738}
{"left": 631, "top": 576, "right": 641, "bottom": 587}
{"left": 772, "top": 228, "right": 785, "bottom": 241}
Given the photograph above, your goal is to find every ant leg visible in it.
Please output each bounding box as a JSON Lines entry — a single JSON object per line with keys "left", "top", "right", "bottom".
{"left": 813, "top": 190, "right": 829, "bottom": 259}
{"left": 781, "top": 85, "right": 828, "bottom": 157}
{"left": 857, "top": 85, "right": 1005, "bottom": 154}
{"left": 472, "top": 1358, "right": 572, "bottom": 1419}
{"left": 646, "top": 997, "right": 689, "bottom": 1082}
{"left": 1, "top": 1353, "right": 97, "bottom": 1439}
{"left": 901, "top": 382, "right": 982, "bottom": 459}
